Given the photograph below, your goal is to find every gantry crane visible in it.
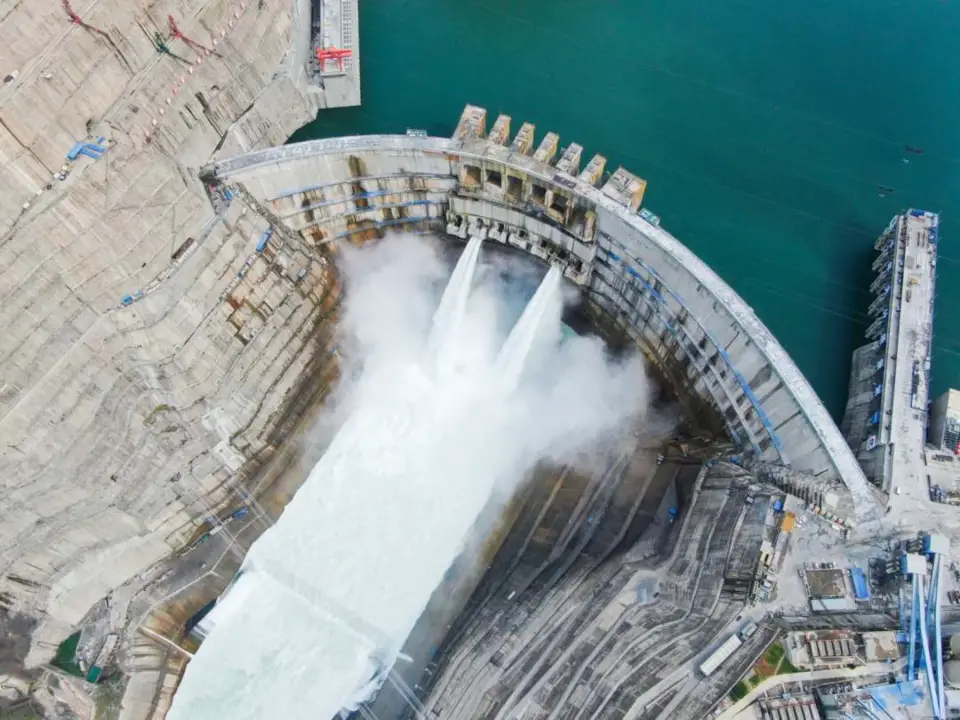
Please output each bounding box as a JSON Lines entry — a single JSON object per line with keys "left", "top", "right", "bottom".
{"left": 316, "top": 45, "right": 352, "bottom": 73}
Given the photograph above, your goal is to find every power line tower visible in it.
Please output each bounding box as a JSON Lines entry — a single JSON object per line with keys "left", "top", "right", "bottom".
{"left": 152, "top": 32, "right": 190, "bottom": 64}
{"left": 61, "top": 0, "right": 109, "bottom": 38}
{"left": 168, "top": 15, "right": 216, "bottom": 55}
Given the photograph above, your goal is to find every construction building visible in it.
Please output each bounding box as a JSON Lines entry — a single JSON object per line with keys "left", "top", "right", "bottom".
{"left": 784, "top": 631, "right": 859, "bottom": 669}
{"left": 802, "top": 565, "right": 858, "bottom": 613}
{"left": 758, "top": 694, "right": 823, "bottom": 720}
{"left": 818, "top": 682, "right": 927, "bottom": 719}
{"left": 784, "top": 630, "right": 897, "bottom": 670}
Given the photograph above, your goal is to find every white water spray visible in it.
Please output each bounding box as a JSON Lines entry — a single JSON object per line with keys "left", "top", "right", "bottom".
{"left": 429, "top": 235, "right": 483, "bottom": 374}
{"left": 498, "top": 265, "right": 562, "bottom": 392}
{"left": 167, "top": 236, "right": 648, "bottom": 720}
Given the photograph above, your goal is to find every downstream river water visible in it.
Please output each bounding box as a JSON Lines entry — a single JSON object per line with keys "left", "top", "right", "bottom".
{"left": 292, "top": 0, "right": 960, "bottom": 419}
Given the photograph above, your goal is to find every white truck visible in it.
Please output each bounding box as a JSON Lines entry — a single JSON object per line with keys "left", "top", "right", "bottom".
{"left": 699, "top": 635, "right": 743, "bottom": 677}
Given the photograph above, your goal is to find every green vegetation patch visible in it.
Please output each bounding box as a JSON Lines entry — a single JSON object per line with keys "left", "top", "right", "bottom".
{"left": 51, "top": 631, "right": 84, "bottom": 677}
{"left": 94, "top": 674, "right": 126, "bottom": 720}
{"left": 780, "top": 657, "right": 801, "bottom": 674}
{"left": 143, "top": 403, "right": 172, "bottom": 426}
{"left": 729, "top": 641, "right": 799, "bottom": 701}
{"left": 751, "top": 643, "right": 799, "bottom": 687}
{"left": 765, "top": 642, "right": 785, "bottom": 665}
{"left": 0, "top": 709, "right": 44, "bottom": 720}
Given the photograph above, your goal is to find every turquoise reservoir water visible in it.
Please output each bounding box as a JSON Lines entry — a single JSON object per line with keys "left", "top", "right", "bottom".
{"left": 292, "top": 0, "right": 960, "bottom": 420}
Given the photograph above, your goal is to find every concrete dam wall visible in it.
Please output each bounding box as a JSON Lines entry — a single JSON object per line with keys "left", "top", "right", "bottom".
{"left": 207, "top": 106, "right": 873, "bottom": 514}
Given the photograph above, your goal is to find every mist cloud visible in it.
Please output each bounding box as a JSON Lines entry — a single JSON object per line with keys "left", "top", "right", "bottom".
{"left": 335, "top": 234, "right": 650, "bottom": 479}
{"left": 167, "top": 233, "right": 652, "bottom": 720}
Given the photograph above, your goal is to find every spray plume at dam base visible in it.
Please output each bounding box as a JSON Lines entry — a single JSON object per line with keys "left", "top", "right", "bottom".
{"left": 165, "top": 235, "right": 648, "bottom": 720}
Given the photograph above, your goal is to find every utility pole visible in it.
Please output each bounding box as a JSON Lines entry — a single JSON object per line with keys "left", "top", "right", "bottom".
{"left": 168, "top": 15, "right": 217, "bottom": 56}
{"left": 152, "top": 32, "right": 191, "bottom": 64}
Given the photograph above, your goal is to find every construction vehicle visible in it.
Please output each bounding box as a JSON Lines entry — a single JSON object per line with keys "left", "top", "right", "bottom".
{"left": 316, "top": 44, "right": 352, "bottom": 73}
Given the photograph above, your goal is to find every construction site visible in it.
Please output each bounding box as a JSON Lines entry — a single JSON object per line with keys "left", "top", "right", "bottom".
{"left": 401, "top": 456, "right": 777, "bottom": 720}
{"left": 1, "top": 0, "right": 959, "bottom": 716}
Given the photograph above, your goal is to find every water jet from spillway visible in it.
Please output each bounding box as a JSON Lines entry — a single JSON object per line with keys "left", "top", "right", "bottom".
{"left": 498, "top": 265, "right": 562, "bottom": 393}
{"left": 429, "top": 235, "right": 483, "bottom": 376}
{"left": 166, "top": 236, "right": 647, "bottom": 720}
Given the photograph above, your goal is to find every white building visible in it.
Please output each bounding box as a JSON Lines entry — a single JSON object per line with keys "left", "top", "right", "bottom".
{"left": 929, "top": 389, "right": 960, "bottom": 453}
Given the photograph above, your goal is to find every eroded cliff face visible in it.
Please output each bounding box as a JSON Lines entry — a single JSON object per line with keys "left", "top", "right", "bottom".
{"left": 0, "top": 0, "right": 342, "bottom": 665}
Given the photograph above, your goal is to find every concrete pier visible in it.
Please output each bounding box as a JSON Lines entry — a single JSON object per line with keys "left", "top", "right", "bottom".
{"left": 841, "top": 210, "right": 939, "bottom": 492}
{"left": 304, "top": 0, "right": 362, "bottom": 107}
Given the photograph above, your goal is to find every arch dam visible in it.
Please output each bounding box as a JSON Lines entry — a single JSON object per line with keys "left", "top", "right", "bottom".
{"left": 203, "top": 104, "right": 875, "bottom": 519}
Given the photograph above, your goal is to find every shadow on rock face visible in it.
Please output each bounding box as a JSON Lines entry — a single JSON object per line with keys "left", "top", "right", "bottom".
{"left": 0, "top": 611, "right": 41, "bottom": 709}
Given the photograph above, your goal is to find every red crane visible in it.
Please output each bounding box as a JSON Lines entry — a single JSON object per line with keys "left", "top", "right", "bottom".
{"left": 61, "top": 0, "right": 109, "bottom": 38}
{"left": 316, "top": 45, "right": 352, "bottom": 73}
{"left": 168, "top": 15, "right": 214, "bottom": 54}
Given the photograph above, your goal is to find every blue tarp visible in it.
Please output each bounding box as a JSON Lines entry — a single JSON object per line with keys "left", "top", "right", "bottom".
{"left": 66, "top": 142, "right": 85, "bottom": 161}
{"left": 870, "top": 680, "right": 923, "bottom": 707}
{"left": 121, "top": 289, "right": 143, "bottom": 306}
{"left": 256, "top": 228, "right": 273, "bottom": 253}
{"left": 773, "top": 498, "right": 784, "bottom": 512}
{"left": 850, "top": 567, "right": 870, "bottom": 599}
{"left": 67, "top": 140, "right": 106, "bottom": 161}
